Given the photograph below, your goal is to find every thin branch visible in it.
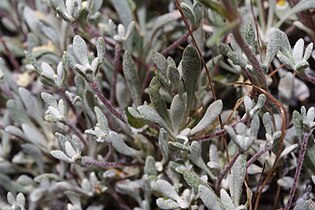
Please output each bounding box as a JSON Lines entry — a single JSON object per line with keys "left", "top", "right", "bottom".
{"left": 161, "top": 31, "right": 190, "bottom": 56}
{"left": 80, "top": 158, "right": 141, "bottom": 169}
{"left": 284, "top": 133, "right": 312, "bottom": 210}
{"left": 60, "top": 119, "right": 87, "bottom": 146}
{"left": 89, "top": 81, "right": 126, "bottom": 123}
{"left": 246, "top": 146, "right": 272, "bottom": 168}
{"left": 215, "top": 151, "right": 241, "bottom": 192}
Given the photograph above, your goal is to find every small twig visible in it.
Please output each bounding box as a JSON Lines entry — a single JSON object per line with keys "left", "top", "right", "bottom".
{"left": 215, "top": 151, "right": 241, "bottom": 192}
{"left": 161, "top": 31, "right": 190, "bottom": 56}
{"left": 110, "top": 44, "right": 122, "bottom": 104}
{"left": 246, "top": 146, "right": 272, "bottom": 168}
{"left": 284, "top": 133, "right": 311, "bottom": 210}
{"left": 89, "top": 81, "right": 126, "bottom": 123}
{"left": 61, "top": 120, "right": 87, "bottom": 146}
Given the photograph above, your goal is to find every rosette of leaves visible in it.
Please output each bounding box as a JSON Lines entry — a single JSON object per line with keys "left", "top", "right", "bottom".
{"left": 127, "top": 45, "right": 223, "bottom": 141}
{"left": 2, "top": 192, "right": 26, "bottom": 210}
{"left": 67, "top": 35, "right": 105, "bottom": 81}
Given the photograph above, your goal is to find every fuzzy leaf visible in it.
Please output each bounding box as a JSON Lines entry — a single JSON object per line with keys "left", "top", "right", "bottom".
{"left": 265, "top": 29, "right": 289, "bottom": 66}
{"left": 73, "top": 35, "right": 89, "bottom": 65}
{"left": 156, "top": 198, "right": 180, "bottom": 209}
{"left": 170, "top": 94, "right": 185, "bottom": 134}
{"left": 109, "top": 131, "right": 142, "bottom": 157}
{"left": 110, "top": 0, "right": 132, "bottom": 27}
{"left": 190, "top": 100, "right": 222, "bottom": 135}
{"left": 137, "top": 105, "right": 171, "bottom": 132}
{"left": 182, "top": 170, "right": 207, "bottom": 192}
{"left": 148, "top": 76, "right": 172, "bottom": 128}
{"left": 199, "top": 185, "right": 223, "bottom": 210}
{"left": 303, "top": 43, "right": 313, "bottom": 60}
{"left": 158, "top": 128, "right": 169, "bottom": 164}
{"left": 189, "top": 141, "right": 215, "bottom": 179}
{"left": 152, "top": 51, "right": 168, "bottom": 77}
{"left": 293, "top": 38, "right": 305, "bottom": 63}
{"left": 50, "top": 150, "right": 73, "bottom": 163}
{"left": 293, "top": 110, "right": 304, "bottom": 141}
{"left": 229, "top": 154, "right": 246, "bottom": 206}
{"left": 181, "top": 2, "right": 197, "bottom": 27}
{"left": 96, "top": 37, "right": 106, "bottom": 62}
{"left": 181, "top": 45, "right": 201, "bottom": 111}
{"left": 144, "top": 156, "right": 157, "bottom": 176}
{"left": 94, "top": 106, "right": 108, "bottom": 130}
{"left": 220, "top": 189, "right": 236, "bottom": 210}
{"left": 123, "top": 51, "right": 142, "bottom": 106}
{"left": 153, "top": 180, "right": 180, "bottom": 201}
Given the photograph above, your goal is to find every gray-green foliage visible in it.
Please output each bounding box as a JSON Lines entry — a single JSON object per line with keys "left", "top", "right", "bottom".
{"left": 2, "top": 0, "right": 315, "bottom": 209}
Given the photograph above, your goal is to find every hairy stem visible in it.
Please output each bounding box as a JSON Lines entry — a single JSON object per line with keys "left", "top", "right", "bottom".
{"left": 89, "top": 81, "right": 126, "bottom": 123}
{"left": 284, "top": 133, "right": 311, "bottom": 210}
{"left": 61, "top": 119, "right": 86, "bottom": 146}
{"left": 246, "top": 146, "right": 272, "bottom": 168}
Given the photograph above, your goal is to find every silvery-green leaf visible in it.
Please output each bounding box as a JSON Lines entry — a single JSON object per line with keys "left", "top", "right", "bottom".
{"left": 37, "top": 21, "right": 60, "bottom": 47}
{"left": 265, "top": 29, "right": 286, "bottom": 66}
{"left": 263, "top": 112, "right": 273, "bottom": 135}
{"left": 181, "top": 2, "right": 197, "bottom": 27}
{"left": 22, "top": 144, "right": 44, "bottom": 173}
{"left": 303, "top": 43, "right": 313, "bottom": 60}
{"left": 249, "top": 94, "right": 266, "bottom": 117}
{"left": 21, "top": 124, "right": 48, "bottom": 152}
{"left": 153, "top": 179, "right": 180, "bottom": 201}
{"left": 152, "top": 51, "right": 168, "bottom": 76}
{"left": 5, "top": 126, "right": 27, "bottom": 140}
{"left": 278, "top": 72, "right": 294, "bottom": 101}
{"left": 41, "top": 62, "right": 55, "bottom": 79}
{"left": 156, "top": 198, "right": 180, "bottom": 209}
{"left": 220, "top": 189, "right": 236, "bottom": 210}
{"left": 198, "top": 185, "right": 223, "bottom": 210}
{"left": 292, "top": 110, "right": 304, "bottom": 141}
{"left": 16, "top": 193, "right": 25, "bottom": 207}
{"left": 306, "top": 107, "right": 315, "bottom": 123}
{"left": 277, "top": 176, "right": 294, "bottom": 189}
{"left": 137, "top": 105, "right": 170, "bottom": 132}
{"left": 56, "top": 181, "right": 91, "bottom": 196}
{"left": 170, "top": 94, "right": 185, "bottom": 134}
{"left": 7, "top": 100, "right": 31, "bottom": 125}
{"left": 144, "top": 156, "right": 157, "bottom": 176}
{"left": 7, "top": 192, "right": 15, "bottom": 205}
{"left": 277, "top": 52, "right": 295, "bottom": 70}
{"left": 169, "top": 142, "right": 190, "bottom": 152}
{"left": 190, "top": 100, "right": 223, "bottom": 135}
{"left": 109, "top": 131, "right": 142, "bottom": 157}
{"left": 182, "top": 170, "right": 207, "bottom": 192}
{"left": 241, "top": 24, "right": 257, "bottom": 53}
{"left": 124, "top": 21, "right": 135, "bottom": 41}
{"left": 193, "top": 1, "right": 204, "bottom": 25}
{"left": 96, "top": 37, "right": 105, "bottom": 62}
{"left": 224, "top": 125, "right": 236, "bottom": 139}
{"left": 181, "top": 45, "right": 201, "bottom": 111}
{"left": 123, "top": 51, "right": 142, "bottom": 106}
{"left": 229, "top": 154, "right": 246, "bottom": 206}
{"left": 30, "top": 188, "right": 46, "bottom": 202}
{"left": 41, "top": 92, "right": 57, "bottom": 107}
{"left": 189, "top": 141, "right": 215, "bottom": 179}
{"left": 110, "top": 0, "right": 132, "bottom": 27}
{"left": 293, "top": 38, "right": 305, "bottom": 63}
{"left": 73, "top": 35, "right": 89, "bottom": 65}
{"left": 158, "top": 128, "right": 169, "bottom": 164}
{"left": 148, "top": 77, "right": 172, "bottom": 128}
{"left": 250, "top": 114, "right": 260, "bottom": 138}
{"left": 94, "top": 106, "right": 108, "bottom": 130}
{"left": 244, "top": 96, "right": 253, "bottom": 113}
{"left": 64, "top": 141, "right": 77, "bottom": 158}
{"left": 50, "top": 150, "right": 73, "bottom": 163}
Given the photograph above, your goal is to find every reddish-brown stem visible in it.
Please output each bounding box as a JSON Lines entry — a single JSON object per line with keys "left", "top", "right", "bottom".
{"left": 110, "top": 44, "right": 122, "bottom": 104}
{"left": 284, "top": 133, "right": 311, "bottom": 210}
{"left": 161, "top": 31, "right": 190, "bottom": 56}
{"left": 60, "top": 120, "right": 87, "bottom": 146}
{"left": 246, "top": 146, "right": 272, "bottom": 168}
{"left": 89, "top": 81, "right": 126, "bottom": 123}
